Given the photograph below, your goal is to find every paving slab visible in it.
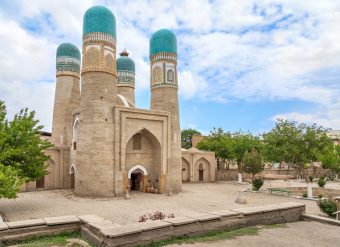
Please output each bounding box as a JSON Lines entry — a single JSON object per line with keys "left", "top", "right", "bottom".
{"left": 163, "top": 216, "right": 198, "bottom": 226}
{"left": 0, "top": 223, "right": 8, "bottom": 231}
{"left": 100, "top": 224, "right": 143, "bottom": 237}
{"left": 188, "top": 213, "right": 221, "bottom": 222}
{"left": 208, "top": 210, "right": 241, "bottom": 218}
{"left": 7, "top": 219, "right": 46, "bottom": 229}
{"left": 129, "top": 220, "right": 171, "bottom": 231}
{"left": 78, "top": 214, "right": 106, "bottom": 224}
{"left": 44, "top": 215, "right": 80, "bottom": 226}
{"left": 88, "top": 220, "right": 120, "bottom": 230}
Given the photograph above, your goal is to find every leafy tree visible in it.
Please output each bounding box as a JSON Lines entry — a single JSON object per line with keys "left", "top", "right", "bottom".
{"left": 0, "top": 164, "right": 23, "bottom": 199}
{"left": 262, "top": 119, "right": 332, "bottom": 178}
{"left": 243, "top": 148, "right": 264, "bottom": 181}
{"left": 181, "top": 128, "right": 201, "bottom": 149}
{"left": 230, "top": 131, "right": 262, "bottom": 171}
{"left": 0, "top": 101, "right": 51, "bottom": 186}
{"left": 196, "top": 128, "right": 233, "bottom": 169}
{"left": 319, "top": 145, "right": 340, "bottom": 179}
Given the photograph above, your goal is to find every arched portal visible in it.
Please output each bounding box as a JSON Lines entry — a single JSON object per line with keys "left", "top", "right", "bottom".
{"left": 195, "top": 158, "right": 210, "bottom": 182}
{"left": 182, "top": 158, "right": 190, "bottom": 182}
{"left": 125, "top": 129, "right": 161, "bottom": 192}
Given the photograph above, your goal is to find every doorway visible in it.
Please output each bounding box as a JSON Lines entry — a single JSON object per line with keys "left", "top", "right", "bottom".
{"left": 198, "top": 163, "right": 204, "bottom": 182}
{"left": 131, "top": 172, "right": 143, "bottom": 191}
{"left": 36, "top": 176, "right": 45, "bottom": 189}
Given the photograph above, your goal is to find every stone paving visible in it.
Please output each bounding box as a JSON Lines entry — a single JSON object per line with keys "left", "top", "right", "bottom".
{"left": 0, "top": 181, "right": 337, "bottom": 224}
{"left": 169, "top": 221, "right": 340, "bottom": 247}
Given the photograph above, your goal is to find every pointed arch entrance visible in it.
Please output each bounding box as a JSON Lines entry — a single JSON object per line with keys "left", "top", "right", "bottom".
{"left": 125, "top": 129, "right": 161, "bottom": 192}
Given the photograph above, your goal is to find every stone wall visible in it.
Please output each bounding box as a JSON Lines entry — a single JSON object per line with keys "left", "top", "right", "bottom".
{"left": 216, "top": 168, "right": 334, "bottom": 181}
{"left": 0, "top": 202, "right": 305, "bottom": 246}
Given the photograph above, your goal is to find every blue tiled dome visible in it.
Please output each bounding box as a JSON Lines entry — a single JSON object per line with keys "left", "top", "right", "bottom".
{"left": 83, "top": 6, "right": 116, "bottom": 38}
{"left": 56, "top": 43, "right": 80, "bottom": 60}
{"left": 150, "top": 29, "right": 177, "bottom": 56}
{"left": 117, "top": 50, "right": 135, "bottom": 72}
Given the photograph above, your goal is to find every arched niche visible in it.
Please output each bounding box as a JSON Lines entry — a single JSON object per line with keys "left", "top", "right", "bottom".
{"left": 194, "top": 157, "right": 211, "bottom": 182}
{"left": 182, "top": 158, "right": 190, "bottom": 182}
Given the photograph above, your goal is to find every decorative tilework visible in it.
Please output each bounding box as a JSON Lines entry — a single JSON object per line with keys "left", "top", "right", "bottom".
{"left": 56, "top": 56, "right": 80, "bottom": 77}
{"left": 83, "top": 6, "right": 116, "bottom": 38}
{"left": 150, "top": 29, "right": 177, "bottom": 56}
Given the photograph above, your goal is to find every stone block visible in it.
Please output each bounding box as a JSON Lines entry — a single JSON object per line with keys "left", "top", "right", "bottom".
{"left": 100, "top": 225, "right": 143, "bottom": 238}
{"left": 163, "top": 216, "right": 198, "bottom": 226}
{"left": 130, "top": 220, "right": 171, "bottom": 231}
{"left": 88, "top": 220, "right": 120, "bottom": 231}
{"left": 188, "top": 213, "right": 221, "bottom": 222}
{"left": 7, "top": 219, "right": 46, "bottom": 229}
{"left": 0, "top": 223, "right": 8, "bottom": 231}
{"left": 78, "top": 215, "right": 106, "bottom": 224}
{"left": 208, "top": 210, "right": 241, "bottom": 218}
{"left": 44, "top": 215, "right": 80, "bottom": 226}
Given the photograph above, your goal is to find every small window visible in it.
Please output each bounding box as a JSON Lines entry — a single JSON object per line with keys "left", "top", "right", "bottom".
{"left": 73, "top": 142, "right": 77, "bottom": 150}
{"left": 133, "top": 133, "right": 142, "bottom": 150}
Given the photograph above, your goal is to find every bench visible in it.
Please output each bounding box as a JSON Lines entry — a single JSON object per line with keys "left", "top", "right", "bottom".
{"left": 333, "top": 211, "right": 340, "bottom": 221}
{"left": 267, "top": 188, "right": 291, "bottom": 197}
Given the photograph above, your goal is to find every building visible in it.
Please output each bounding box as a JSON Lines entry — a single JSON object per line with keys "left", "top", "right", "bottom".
{"left": 23, "top": 6, "right": 183, "bottom": 196}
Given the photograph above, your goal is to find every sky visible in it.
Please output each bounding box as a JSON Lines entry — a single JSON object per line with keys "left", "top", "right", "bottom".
{"left": 0, "top": 0, "right": 339, "bottom": 135}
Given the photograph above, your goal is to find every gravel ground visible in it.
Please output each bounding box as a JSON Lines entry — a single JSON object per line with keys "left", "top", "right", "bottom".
{"left": 168, "top": 221, "right": 340, "bottom": 247}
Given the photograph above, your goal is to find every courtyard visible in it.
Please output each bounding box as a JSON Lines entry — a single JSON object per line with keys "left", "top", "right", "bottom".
{"left": 0, "top": 181, "right": 334, "bottom": 224}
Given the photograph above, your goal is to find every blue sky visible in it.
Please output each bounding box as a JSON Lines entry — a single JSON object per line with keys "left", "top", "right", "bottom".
{"left": 0, "top": 0, "right": 339, "bottom": 135}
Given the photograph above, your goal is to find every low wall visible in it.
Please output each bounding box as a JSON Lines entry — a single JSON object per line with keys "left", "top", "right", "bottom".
{"left": 82, "top": 202, "right": 305, "bottom": 247}
{"left": 0, "top": 202, "right": 305, "bottom": 247}
{"left": 216, "top": 168, "right": 333, "bottom": 181}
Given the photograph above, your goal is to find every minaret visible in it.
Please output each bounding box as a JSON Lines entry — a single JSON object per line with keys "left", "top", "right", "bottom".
{"left": 117, "top": 49, "right": 135, "bottom": 104}
{"left": 75, "top": 6, "right": 117, "bottom": 197}
{"left": 149, "top": 29, "right": 182, "bottom": 193}
{"left": 52, "top": 43, "right": 81, "bottom": 147}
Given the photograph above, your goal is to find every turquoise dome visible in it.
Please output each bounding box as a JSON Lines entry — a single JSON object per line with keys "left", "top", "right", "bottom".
{"left": 83, "top": 6, "right": 116, "bottom": 38}
{"left": 56, "top": 43, "right": 80, "bottom": 60}
{"left": 150, "top": 29, "right": 177, "bottom": 56}
{"left": 117, "top": 51, "right": 135, "bottom": 72}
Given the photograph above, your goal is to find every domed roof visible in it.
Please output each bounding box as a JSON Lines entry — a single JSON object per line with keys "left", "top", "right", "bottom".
{"left": 83, "top": 6, "right": 116, "bottom": 38}
{"left": 117, "top": 50, "right": 135, "bottom": 72}
{"left": 150, "top": 29, "right": 177, "bottom": 56}
{"left": 56, "top": 43, "right": 80, "bottom": 60}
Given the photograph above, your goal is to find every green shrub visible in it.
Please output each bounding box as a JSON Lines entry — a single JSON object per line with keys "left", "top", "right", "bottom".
{"left": 317, "top": 177, "right": 326, "bottom": 187}
{"left": 318, "top": 194, "right": 323, "bottom": 199}
{"left": 252, "top": 178, "right": 264, "bottom": 191}
{"left": 302, "top": 192, "right": 307, "bottom": 198}
{"left": 308, "top": 175, "right": 314, "bottom": 182}
{"left": 318, "top": 199, "right": 337, "bottom": 218}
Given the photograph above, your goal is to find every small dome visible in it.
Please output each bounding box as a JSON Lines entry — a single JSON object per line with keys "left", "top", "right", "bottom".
{"left": 117, "top": 50, "right": 135, "bottom": 72}
{"left": 150, "top": 29, "right": 177, "bottom": 56}
{"left": 83, "top": 6, "right": 116, "bottom": 38}
{"left": 56, "top": 43, "right": 80, "bottom": 60}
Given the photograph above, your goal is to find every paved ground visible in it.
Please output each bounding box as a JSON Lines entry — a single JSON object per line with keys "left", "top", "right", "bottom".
{"left": 169, "top": 221, "right": 340, "bottom": 247}
{"left": 1, "top": 180, "right": 334, "bottom": 224}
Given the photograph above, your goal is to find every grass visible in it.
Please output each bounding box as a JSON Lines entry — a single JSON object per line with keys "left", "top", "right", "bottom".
{"left": 137, "top": 224, "right": 286, "bottom": 247}
{"left": 7, "top": 231, "right": 92, "bottom": 247}
{"left": 8, "top": 224, "right": 287, "bottom": 247}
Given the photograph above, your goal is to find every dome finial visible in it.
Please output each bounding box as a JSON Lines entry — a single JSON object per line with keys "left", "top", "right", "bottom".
{"left": 120, "top": 49, "right": 129, "bottom": 57}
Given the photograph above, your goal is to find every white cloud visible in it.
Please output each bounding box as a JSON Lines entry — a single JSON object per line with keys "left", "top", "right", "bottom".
{"left": 0, "top": 0, "right": 339, "bottom": 131}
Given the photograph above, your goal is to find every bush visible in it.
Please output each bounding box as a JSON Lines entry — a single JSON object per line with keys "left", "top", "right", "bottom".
{"left": 252, "top": 178, "right": 264, "bottom": 191}
{"left": 302, "top": 192, "right": 307, "bottom": 198}
{"left": 317, "top": 177, "right": 326, "bottom": 187}
{"left": 308, "top": 175, "right": 314, "bottom": 182}
{"left": 318, "top": 199, "right": 337, "bottom": 218}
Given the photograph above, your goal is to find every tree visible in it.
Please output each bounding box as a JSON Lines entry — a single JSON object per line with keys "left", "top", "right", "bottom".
{"left": 243, "top": 148, "right": 264, "bottom": 181}
{"left": 181, "top": 128, "right": 201, "bottom": 149}
{"left": 319, "top": 145, "right": 340, "bottom": 179}
{"left": 196, "top": 128, "right": 233, "bottom": 169}
{"left": 0, "top": 164, "right": 23, "bottom": 199}
{"left": 262, "top": 119, "right": 332, "bottom": 178}
{"left": 0, "top": 100, "right": 51, "bottom": 198}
